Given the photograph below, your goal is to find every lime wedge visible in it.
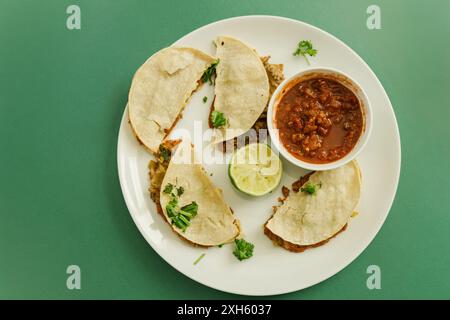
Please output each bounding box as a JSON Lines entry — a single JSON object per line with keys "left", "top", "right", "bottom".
{"left": 229, "top": 143, "right": 283, "bottom": 196}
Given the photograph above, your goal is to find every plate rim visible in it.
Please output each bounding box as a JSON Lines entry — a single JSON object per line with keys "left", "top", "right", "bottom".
{"left": 117, "top": 14, "right": 402, "bottom": 296}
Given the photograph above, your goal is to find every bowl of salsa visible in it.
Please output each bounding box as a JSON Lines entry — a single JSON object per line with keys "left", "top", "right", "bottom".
{"left": 267, "top": 68, "right": 372, "bottom": 171}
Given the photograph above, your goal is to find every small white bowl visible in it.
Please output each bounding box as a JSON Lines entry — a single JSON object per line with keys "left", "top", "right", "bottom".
{"left": 267, "top": 67, "right": 373, "bottom": 171}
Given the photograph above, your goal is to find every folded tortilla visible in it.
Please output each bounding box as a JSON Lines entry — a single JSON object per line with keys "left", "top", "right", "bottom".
{"left": 159, "top": 141, "right": 240, "bottom": 246}
{"left": 212, "top": 36, "right": 270, "bottom": 143}
{"left": 128, "top": 47, "right": 216, "bottom": 153}
{"left": 265, "top": 161, "right": 361, "bottom": 251}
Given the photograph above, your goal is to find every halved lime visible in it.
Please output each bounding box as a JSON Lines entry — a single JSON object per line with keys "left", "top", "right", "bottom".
{"left": 229, "top": 143, "right": 283, "bottom": 196}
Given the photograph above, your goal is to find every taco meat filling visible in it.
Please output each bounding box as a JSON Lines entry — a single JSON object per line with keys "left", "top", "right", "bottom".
{"left": 148, "top": 140, "right": 180, "bottom": 215}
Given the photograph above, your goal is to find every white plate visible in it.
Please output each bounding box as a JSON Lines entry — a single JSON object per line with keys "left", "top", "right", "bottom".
{"left": 117, "top": 15, "right": 401, "bottom": 296}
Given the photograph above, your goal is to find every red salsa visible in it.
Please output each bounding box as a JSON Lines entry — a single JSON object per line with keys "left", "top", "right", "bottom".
{"left": 275, "top": 76, "right": 364, "bottom": 163}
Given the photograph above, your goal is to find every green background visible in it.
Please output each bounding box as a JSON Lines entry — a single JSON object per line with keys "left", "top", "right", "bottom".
{"left": 1, "top": 0, "right": 449, "bottom": 299}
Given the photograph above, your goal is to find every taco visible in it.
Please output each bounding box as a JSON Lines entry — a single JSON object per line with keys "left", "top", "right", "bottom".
{"left": 149, "top": 140, "right": 240, "bottom": 247}
{"left": 264, "top": 161, "right": 361, "bottom": 252}
{"left": 210, "top": 36, "right": 270, "bottom": 143}
{"left": 129, "top": 47, "right": 217, "bottom": 153}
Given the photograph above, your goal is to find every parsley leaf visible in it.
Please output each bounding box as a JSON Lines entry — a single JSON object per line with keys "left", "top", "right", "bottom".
{"left": 201, "top": 60, "right": 219, "bottom": 85}
{"left": 163, "top": 183, "right": 174, "bottom": 194}
{"left": 293, "top": 40, "right": 318, "bottom": 65}
{"left": 233, "top": 239, "right": 254, "bottom": 261}
{"left": 211, "top": 110, "right": 227, "bottom": 128}
{"left": 300, "top": 182, "right": 322, "bottom": 195}
{"left": 203, "top": 96, "right": 208, "bottom": 103}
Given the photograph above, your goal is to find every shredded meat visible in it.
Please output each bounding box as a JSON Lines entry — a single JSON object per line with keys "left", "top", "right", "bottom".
{"left": 291, "top": 172, "right": 314, "bottom": 193}
{"left": 281, "top": 186, "right": 290, "bottom": 198}
{"left": 260, "top": 56, "right": 285, "bottom": 95}
{"left": 264, "top": 223, "right": 348, "bottom": 253}
{"left": 148, "top": 140, "right": 180, "bottom": 205}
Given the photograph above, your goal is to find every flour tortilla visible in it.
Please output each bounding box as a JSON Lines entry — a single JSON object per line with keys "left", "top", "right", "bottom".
{"left": 128, "top": 47, "right": 216, "bottom": 153}
{"left": 159, "top": 141, "right": 240, "bottom": 246}
{"left": 265, "top": 161, "right": 361, "bottom": 247}
{"left": 212, "top": 36, "right": 270, "bottom": 143}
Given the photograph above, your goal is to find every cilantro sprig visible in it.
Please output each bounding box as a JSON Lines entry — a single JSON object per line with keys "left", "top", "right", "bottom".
{"left": 159, "top": 145, "right": 172, "bottom": 162}
{"left": 163, "top": 183, "right": 198, "bottom": 232}
{"left": 210, "top": 110, "right": 227, "bottom": 128}
{"left": 300, "top": 182, "right": 322, "bottom": 195}
{"left": 202, "top": 60, "right": 219, "bottom": 85}
{"left": 233, "top": 239, "right": 254, "bottom": 261}
{"left": 293, "top": 40, "right": 318, "bottom": 65}
{"left": 163, "top": 183, "right": 174, "bottom": 194}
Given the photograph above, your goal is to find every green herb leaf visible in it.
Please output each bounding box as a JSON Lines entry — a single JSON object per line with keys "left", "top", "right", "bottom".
{"left": 193, "top": 253, "right": 206, "bottom": 265}
{"left": 159, "top": 145, "right": 171, "bottom": 161}
{"left": 163, "top": 183, "right": 174, "bottom": 194}
{"left": 168, "top": 197, "right": 178, "bottom": 206}
{"left": 217, "top": 244, "right": 224, "bottom": 248}
{"left": 300, "top": 182, "right": 322, "bottom": 195}
{"left": 180, "top": 201, "right": 198, "bottom": 215}
{"left": 166, "top": 206, "right": 177, "bottom": 218}
{"left": 201, "top": 60, "right": 219, "bottom": 85}
{"left": 293, "top": 40, "right": 318, "bottom": 65}
{"left": 203, "top": 96, "right": 208, "bottom": 103}
{"left": 176, "top": 186, "right": 184, "bottom": 197}
{"left": 165, "top": 197, "right": 178, "bottom": 218}
{"left": 166, "top": 198, "right": 198, "bottom": 232}
{"left": 211, "top": 111, "right": 227, "bottom": 128}
{"left": 179, "top": 210, "right": 193, "bottom": 219}
{"left": 171, "top": 216, "right": 185, "bottom": 230}
{"left": 178, "top": 214, "right": 190, "bottom": 227}
{"left": 233, "top": 239, "right": 254, "bottom": 261}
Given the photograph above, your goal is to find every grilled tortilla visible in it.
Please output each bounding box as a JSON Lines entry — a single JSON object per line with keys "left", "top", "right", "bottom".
{"left": 265, "top": 161, "right": 361, "bottom": 252}
{"left": 221, "top": 56, "right": 285, "bottom": 151}
{"left": 128, "top": 47, "right": 216, "bottom": 153}
{"left": 158, "top": 141, "right": 240, "bottom": 246}
{"left": 211, "top": 36, "right": 270, "bottom": 143}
